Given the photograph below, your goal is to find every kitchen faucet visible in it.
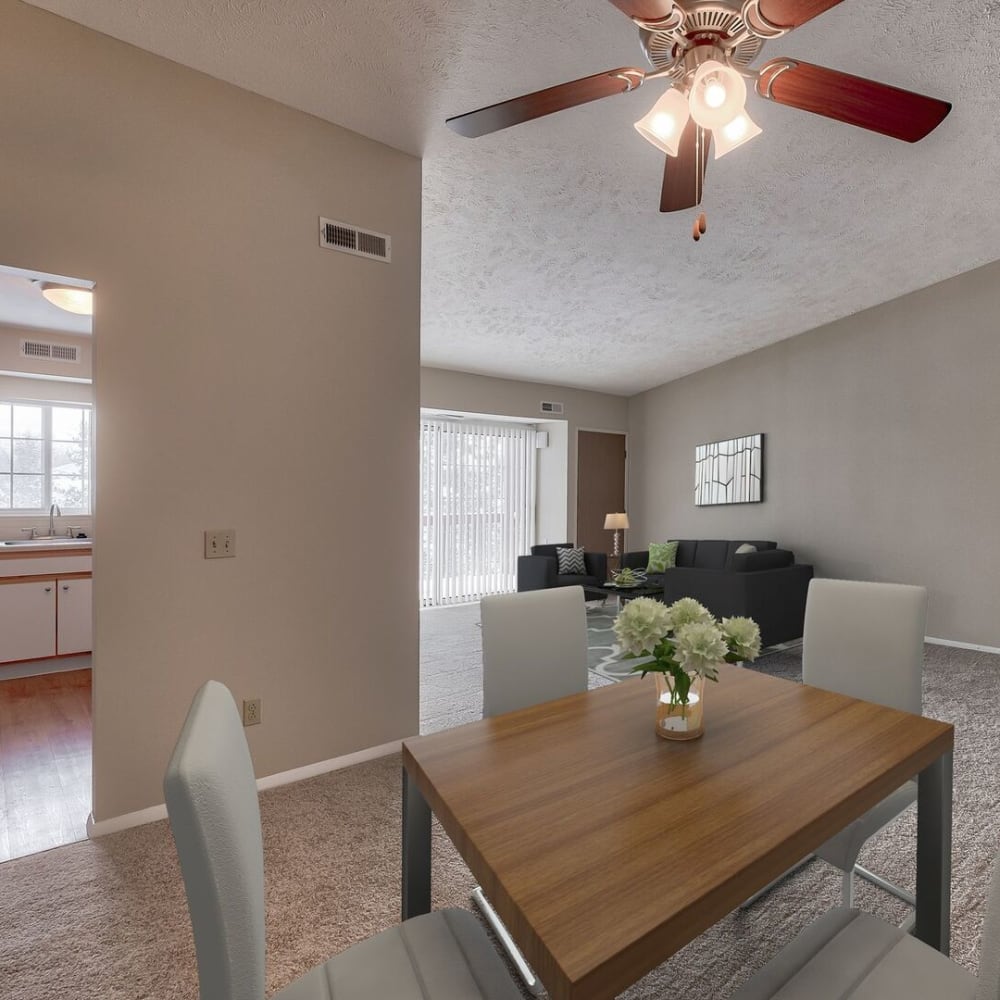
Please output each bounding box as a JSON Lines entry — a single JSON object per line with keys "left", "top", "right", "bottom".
{"left": 49, "top": 502, "right": 61, "bottom": 537}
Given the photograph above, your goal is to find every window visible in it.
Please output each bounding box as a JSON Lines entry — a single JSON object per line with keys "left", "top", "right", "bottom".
{"left": 420, "top": 418, "right": 536, "bottom": 607}
{"left": 0, "top": 401, "right": 92, "bottom": 513}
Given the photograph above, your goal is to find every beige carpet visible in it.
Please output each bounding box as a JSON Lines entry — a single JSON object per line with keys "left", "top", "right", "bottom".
{"left": 1, "top": 618, "right": 997, "bottom": 997}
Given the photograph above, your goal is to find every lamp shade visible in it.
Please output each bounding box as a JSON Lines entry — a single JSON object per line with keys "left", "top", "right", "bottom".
{"left": 688, "top": 60, "right": 747, "bottom": 130}
{"left": 604, "top": 513, "right": 630, "bottom": 530}
{"left": 40, "top": 283, "right": 94, "bottom": 316}
{"left": 713, "top": 110, "right": 763, "bottom": 159}
{"left": 633, "top": 87, "right": 690, "bottom": 157}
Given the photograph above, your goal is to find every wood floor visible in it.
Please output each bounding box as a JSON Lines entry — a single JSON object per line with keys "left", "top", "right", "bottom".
{"left": 0, "top": 668, "right": 92, "bottom": 862}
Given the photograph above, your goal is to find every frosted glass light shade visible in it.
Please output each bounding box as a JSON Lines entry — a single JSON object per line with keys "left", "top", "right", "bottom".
{"left": 712, "top": 110, "right": 763, "bottom": 159}
{"left": 604, "top": 513, "right": 630, "bottom": 530}
{"left": 634, "top": 88, "right": 690, "bottom": 157}
{"left": 40, "top": 283, "right": 94, "bottom": 315}
{"left": 689, "top": 60, "right": 747, "bottom": 129}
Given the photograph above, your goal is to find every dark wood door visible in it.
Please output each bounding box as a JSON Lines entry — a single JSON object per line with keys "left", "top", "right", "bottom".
{"left": 576, "top": 431, "right": 626, "bottom": 559}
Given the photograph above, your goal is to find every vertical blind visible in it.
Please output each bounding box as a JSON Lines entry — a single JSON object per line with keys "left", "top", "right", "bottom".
{"left": 420, "top": 418, "right": 536, "bottom": 607}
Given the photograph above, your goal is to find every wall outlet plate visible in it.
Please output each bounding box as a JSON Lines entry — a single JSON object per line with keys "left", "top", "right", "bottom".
{"left": 242, "top": 697, "right": 261, "bottom": 727}
{"left": 204, "top": 529, "right": 236, "bottom": 559}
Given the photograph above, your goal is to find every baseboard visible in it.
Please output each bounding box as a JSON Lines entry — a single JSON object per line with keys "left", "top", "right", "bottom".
{"left": 86, "top": 737, "right": 402, "bottom": 839}
{"left": 925, "top": 635, "right": 1000, "bottom": 656}
{"left": 255, "top": 738, "right": 401, "bottom": 791}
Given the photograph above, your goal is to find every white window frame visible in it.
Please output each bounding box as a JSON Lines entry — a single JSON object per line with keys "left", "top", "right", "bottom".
{"left": 0, "top": 398, "right": 93, "bottom": 515}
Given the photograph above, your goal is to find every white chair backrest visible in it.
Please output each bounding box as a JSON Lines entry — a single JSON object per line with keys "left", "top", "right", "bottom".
{"left": 803, "top": 578, "right": 927, "bottom": 715}
{"left": 481, "top": 586, "right": 589, "bottom": 717}
{"left": 164, "top": 681, "right": 266, "bottom": 1000}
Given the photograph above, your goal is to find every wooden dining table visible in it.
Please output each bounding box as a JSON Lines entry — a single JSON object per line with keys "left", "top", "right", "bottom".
{"left": 401, "top": 665, "right": 953, "bottom": 1000}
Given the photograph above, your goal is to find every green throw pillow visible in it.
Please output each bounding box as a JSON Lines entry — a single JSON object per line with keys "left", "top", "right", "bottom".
{"left": 647, "top": 541, "right": 678, "bottom": 573}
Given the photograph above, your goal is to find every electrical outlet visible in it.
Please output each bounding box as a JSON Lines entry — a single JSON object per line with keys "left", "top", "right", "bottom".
{"left": 204, "top": 529, "right": 236, "bottom": 559}
{"left": 242, "top": 697, "right": 261, "bottom": 727}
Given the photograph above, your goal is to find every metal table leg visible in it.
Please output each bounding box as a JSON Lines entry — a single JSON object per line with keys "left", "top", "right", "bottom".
{"left": 915, "top": 750, "right": 952, "bottom": 954}
{"left": 402, "top": 767, "right": 432, "bottom": 921}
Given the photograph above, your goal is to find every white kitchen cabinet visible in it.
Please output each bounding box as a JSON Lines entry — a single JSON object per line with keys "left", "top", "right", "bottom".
{"left": 0, "top": 580, "right": 57, "bottom": 662}
{"left": 57, "top": 577, "right": 93, "bottom": 656}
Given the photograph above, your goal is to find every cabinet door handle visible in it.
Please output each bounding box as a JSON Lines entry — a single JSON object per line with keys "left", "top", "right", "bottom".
{"left": 44, "top": 586, "right": 52, "bottom": 593}
{"left": 62, "top": 585, "right": 70, "bottom": 592}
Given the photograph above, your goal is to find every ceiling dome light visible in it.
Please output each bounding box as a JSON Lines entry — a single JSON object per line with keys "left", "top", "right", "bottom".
{"left": 689, "top": 60, "right": 747, "bottom": 130}
{"left": 713, "top": 110, "right": 763, "bottom": 159}
{"left": 40, "top": 283, "right": 94, "bottom": 316}
{"left": 634, "top": 87, "right": 690, "bottom": 157}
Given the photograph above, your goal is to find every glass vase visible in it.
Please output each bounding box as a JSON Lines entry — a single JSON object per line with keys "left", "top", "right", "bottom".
{"left": 654, "top": 671, "right": 706, "bottom": 741}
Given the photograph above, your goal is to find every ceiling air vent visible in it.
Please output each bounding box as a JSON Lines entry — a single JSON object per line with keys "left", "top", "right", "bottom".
{"left": 540, "top": 400, "right": 564, "bottom": 415}
{"left": 21, "top": 340, "right": 80, "bottom": 363}
{"left": 319, "top": 217, "right": 391, "bottom": 263}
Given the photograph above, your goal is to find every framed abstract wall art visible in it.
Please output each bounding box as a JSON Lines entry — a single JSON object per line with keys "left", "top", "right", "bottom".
{"left": 694, "top": 433, "right": 764, "bottom": 506}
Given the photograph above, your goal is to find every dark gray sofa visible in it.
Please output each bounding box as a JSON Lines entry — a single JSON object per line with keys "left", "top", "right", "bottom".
{"left": 622, "top": 539, "right": 813, "bottom": 647}
{"left": 517, "top": 543, "right": 609, "bottom": 600}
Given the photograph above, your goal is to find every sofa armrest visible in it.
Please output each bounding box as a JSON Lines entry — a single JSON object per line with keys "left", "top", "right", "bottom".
{"left": 517, "top": 554, "right": 557, "bottom": 591}
{"left": 622, "top": 551, "right": 649, "bottom": 571}
{"left": 659, "top": 563, "right": 814, "bottom": 647}
{"left": 584, "top": 551, "right": 608, "bottom": 582}
{"left": 732, "top": 548, "right": 794, "bottom": 572}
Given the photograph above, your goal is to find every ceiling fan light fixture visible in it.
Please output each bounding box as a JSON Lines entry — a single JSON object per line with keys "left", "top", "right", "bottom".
{"left": 634, "top": 87, "right": 690, "bottom": 156}
{"left": 39, "top": 282, "right": 94, "bottom": 316}
{"left": 712, "top": 110, "right": 763, "bottom": 159}
{"left": 688, "top": 60, "right": 747, "bottom": 130}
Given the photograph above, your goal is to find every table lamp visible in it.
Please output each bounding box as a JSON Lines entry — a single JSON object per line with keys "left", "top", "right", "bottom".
{"left": 604, "top": 513, "right": 629, "bottom": 559}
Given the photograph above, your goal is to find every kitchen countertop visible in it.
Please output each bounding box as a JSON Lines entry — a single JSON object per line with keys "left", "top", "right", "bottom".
{"left": 0, "top": 540, "right": 93, "bottom": 557}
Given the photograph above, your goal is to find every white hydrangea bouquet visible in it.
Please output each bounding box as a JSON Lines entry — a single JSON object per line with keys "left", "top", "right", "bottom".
{"left": 613, "top": 597, "right": 761, "bottom": 739}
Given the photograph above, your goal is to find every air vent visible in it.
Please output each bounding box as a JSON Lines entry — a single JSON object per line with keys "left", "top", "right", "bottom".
{"left": 540, "top": 401, "right": 564, "bottom": 415}
{"left": 21, "top": 340, "right": 80, "bottom": 363}
{"left": 319, "top": 217, "right": 391, "bottom": 263}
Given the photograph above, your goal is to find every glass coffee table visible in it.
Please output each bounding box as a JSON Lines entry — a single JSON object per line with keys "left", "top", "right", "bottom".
{"left": 589, "top": 581, "right": 664, "bottom": 604}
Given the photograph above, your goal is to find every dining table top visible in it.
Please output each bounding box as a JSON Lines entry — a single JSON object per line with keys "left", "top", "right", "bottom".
{"left": 402, "top": 664, "right": 954, "bottom": 1000}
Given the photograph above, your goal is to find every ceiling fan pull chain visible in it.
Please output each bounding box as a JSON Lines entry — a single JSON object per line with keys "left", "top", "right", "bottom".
{"left": 692, "top": 212, "right": 707, "bottom": 241}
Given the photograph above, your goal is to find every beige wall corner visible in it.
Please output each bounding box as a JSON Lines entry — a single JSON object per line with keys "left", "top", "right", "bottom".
{"left": 0, "top": 3, "right": 421, "bottom": 819}
{"left": 420, "top": 368, "right": 629, "bottom": 543}
{"left": 627, "top": 258, "right": 1000, "bottom": 647}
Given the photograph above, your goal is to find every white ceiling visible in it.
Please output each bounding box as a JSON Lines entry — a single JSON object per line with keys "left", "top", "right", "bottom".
{"left": 25, "top": 0, "right": 1000, "bottom": 394}
{"left": 0, "top": 266, "right": 92, "bottom": 336}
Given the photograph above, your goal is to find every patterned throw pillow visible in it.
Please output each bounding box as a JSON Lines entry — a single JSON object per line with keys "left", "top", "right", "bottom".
{"left": 556, "top": 547, "right": 587, "bottom": 575}
{"left": 647, "top": 541, "right": 678, "bottom": 573}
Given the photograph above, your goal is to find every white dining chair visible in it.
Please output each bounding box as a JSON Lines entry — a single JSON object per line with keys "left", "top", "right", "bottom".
{"left": 476, "top": 585, "right": 590, "bottom": 994}
{"left": 806, "top": 578, "right": 928, "bottom": 910}
{"left": 731, "top": 851, "right": 1000, "bottom": 1000}
{"left": 743, "top": 577, "right": 928, "bottom": 912}
{"left": 164, "top": 680, "right": 522, "bottom": 1000}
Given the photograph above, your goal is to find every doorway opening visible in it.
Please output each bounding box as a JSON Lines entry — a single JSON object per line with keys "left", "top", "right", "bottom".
{"left": 576, "top": 429, "right": 628, "bottom": 574}
{"left": 0, "top": 263, "right": 94, "bottom": 862}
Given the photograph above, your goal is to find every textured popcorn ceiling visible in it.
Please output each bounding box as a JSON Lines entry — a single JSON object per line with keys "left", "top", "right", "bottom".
{"left": 26, "top": 0, "right": 1000, "bottom": 394}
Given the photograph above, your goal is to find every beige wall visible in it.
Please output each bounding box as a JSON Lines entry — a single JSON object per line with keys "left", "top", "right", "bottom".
{"left": 628, "top": 259, "right": 1000, "bottom": 647}
{"left": 421, "top": 368, "right": 629, "bottom": 543}
{"left": 0, "top": 2, "right": 421, "bottom": 819}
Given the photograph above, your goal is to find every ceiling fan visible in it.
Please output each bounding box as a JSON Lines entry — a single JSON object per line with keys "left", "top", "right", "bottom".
{"left": 445, "top": 0, "right": 951, "bottom": 214}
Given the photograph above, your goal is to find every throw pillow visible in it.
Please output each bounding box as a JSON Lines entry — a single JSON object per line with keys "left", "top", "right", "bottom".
{"left": 556, "top": 546, "right": 587, "bottom": 575}
{"left": 735, "top": 543, "right": 757, "bottom": 554}
{"left": 647, "top": 541, "right": 678, "bottom": 573}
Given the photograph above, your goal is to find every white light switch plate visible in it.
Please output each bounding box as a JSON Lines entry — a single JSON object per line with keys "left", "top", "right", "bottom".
{"left": 204, "top": 529, "right": 236, "bottom": 559}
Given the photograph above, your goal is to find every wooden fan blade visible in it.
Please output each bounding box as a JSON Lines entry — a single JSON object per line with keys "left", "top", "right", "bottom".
{"left": 446, "top": 67, "right": 645, "bottom": 138}
{"left": 755, "top": 0, "right": 846, "bottom": 30}
{"left": 606, "top": 0, "right": 678, "bottom": 22}
{"left": 757, "top": 59, "right": 951, "bottom": 142}
{"left": 660, "top": 118, "right": 709, "bottom": 213}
